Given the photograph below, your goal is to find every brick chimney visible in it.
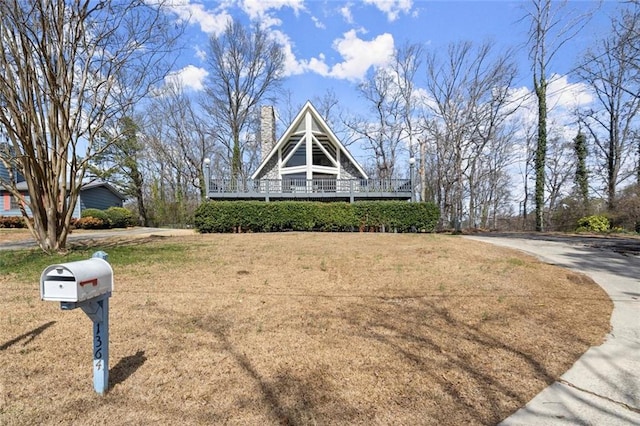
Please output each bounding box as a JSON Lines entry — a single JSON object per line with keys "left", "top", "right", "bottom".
{"left": 259, "top": 105, "right": 276, "bottom": 162}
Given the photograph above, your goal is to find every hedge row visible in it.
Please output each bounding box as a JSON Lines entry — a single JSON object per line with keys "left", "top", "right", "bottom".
{"left": 194, "top": 201, "right": 440, "bottom": 233}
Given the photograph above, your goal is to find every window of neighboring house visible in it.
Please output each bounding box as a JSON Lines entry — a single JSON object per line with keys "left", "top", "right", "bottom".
{"left": 10, "top": 195, "right": 21, "bottom": 210}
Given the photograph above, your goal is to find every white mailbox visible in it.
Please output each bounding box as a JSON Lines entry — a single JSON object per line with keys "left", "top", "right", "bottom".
{"left": 40, "top": 258, "right": 113, "bottom": 302}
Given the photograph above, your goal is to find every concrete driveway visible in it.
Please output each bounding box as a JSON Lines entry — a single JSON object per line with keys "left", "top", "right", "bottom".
{"left": 466, "top": 234, "right": 640, "bottom": 425}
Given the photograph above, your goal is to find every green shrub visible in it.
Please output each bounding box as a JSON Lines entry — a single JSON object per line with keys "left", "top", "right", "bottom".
{"left": 576, "top": 215, "right": 610, "bottom": 233}
{"left": 105, "top": 207, "right": 134, "bottom": 228}
{"left": 194, "top": 201, "right": 440, "bottom": 234}
{"left": 81, "top": 208, "right": 109, "bottom": 221}
{"left": 80, "top": 208, "right": 110, "bottom": 229}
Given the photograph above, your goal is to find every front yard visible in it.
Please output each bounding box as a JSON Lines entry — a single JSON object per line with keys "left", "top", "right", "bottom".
{"left": 0, "top": 233, "right": 612, "bottom": 425}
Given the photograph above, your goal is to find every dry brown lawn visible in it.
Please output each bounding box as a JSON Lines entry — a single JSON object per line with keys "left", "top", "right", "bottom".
{"left": 0, "top": 229, "right": 33, "bottom": 244}
{"left": 0, "top": 233, "right": 612, "bottom": 425}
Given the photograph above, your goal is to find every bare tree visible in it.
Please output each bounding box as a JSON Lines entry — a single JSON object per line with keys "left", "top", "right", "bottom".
{"left": 202, "top": 19, "right": 285, "bottom": 179}
{"left": 393, "top": 43, "right": 423, "bottom": 158}
{"left": 0, "top": 0, "right": 180, "bottom": 252}
{"left": 311, "top": 88, "right": 358, "bottom": 148}
{"left": 423, "top": 41, "right": 518, "bottom": 229}
{"left": 576, "top": 3, "right": 640, "bottom": 210}
{"left": 351, "top": 67, "right": 405, "bottom": 179}
{"left": 524, "top": 0, "right": 594, "bottom": 231}
{"left": 393, "top": 43, "right": 424, "bottom": 198}
{"left": 138, "top": 82, "right": 218, "bottom": 226}
{"left": 517, "top": 121, "right": 538, "bottom": 230}
{"left": 150, "top": 83, "right": 214, "bottom": 199}
{"left": 349, "top": 43, "right": 423, "bottom": 180}
{"left": 544, "top": 131, "right": 574, "bottom": 221}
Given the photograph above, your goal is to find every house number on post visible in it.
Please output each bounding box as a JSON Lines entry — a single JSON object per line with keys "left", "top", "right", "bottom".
{"left": 40, "top": 251, "right": 113, "bottom": 395}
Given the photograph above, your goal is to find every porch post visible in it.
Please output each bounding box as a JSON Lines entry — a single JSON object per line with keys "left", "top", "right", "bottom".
{"left": 203, "top": 158, "right": 210, "bottom": 200}
{"left": 409, "top": 157, "right": 416, "bottom": 202}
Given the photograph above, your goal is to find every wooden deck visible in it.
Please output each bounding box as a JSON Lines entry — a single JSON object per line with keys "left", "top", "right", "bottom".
{"left": 206, "top": 178, "right": 412, "bottom": 202}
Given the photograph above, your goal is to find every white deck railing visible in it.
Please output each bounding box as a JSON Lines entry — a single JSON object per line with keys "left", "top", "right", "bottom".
{"left": 207, "top": 178, "right": 411, "bottom": 196}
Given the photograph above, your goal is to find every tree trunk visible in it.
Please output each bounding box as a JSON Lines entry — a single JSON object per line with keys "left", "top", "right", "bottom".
{"left": 534, "top": 76, "right": 547, "bottom": 232}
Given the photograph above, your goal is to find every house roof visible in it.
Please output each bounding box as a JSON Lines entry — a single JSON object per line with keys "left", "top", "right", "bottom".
{"left": 82, "top": 179, "right": 127, "bottom": 200}
{"left": 251, "top": 101, "right": 368, "bottom": 180}
{"left": 2, "top": 179, "right": 126, "bottom": 200}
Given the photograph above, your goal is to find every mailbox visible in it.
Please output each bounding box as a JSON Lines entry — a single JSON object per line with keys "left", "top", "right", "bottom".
{"left": 40, "top": 258, "right": 113, "bottom": 302}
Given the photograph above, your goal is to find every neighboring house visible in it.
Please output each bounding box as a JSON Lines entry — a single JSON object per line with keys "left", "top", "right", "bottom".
{"left": 207, "top": 101, "right": 412, "bottom": 202}
{"left": 0, "top": 178, "right": 125, "bottom": 218}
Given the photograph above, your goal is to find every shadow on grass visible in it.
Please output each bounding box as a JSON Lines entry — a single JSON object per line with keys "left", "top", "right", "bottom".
{"left": 194, "top": 315, "right": 359, "bottom": 426}
{"left": 161, "top": 288, "right": 609, "bottom": 425}
{"left": 110, "top": 350, "right": 147, "bottom": 388}
{"left": 0, "top": 321, "right": 56, "bottom": 351}
{"left": 339, "top": 299, "right": 551, "bottom": 424}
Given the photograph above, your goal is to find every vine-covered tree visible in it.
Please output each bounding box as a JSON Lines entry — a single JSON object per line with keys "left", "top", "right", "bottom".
{"left": 0, "top": 0, "right": 180, "bottom": 252}
{"left": 525, "top": 0, "right": 593, "bottom": 231}
{"left": 573, "top": 130, "right": 589, "bottom": 212}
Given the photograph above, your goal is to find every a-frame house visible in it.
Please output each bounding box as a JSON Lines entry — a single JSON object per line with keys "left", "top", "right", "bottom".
{"left": 206, "top": 101, "right": 411, "bottom": 202}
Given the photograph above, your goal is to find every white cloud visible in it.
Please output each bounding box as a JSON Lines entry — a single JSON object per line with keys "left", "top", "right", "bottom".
{"left": 269, "top": 28, "right": 394, "bottom": 82}
{"left": 326, "top": 30, "right": 395, "bottom": 81}
{"left": 364, "top": 0, "right": 413, "bottom": 22}
{"left": 506, "top": 74, "right": 594, "bottom": 146}
{"left": 340, "top": 4, "right": 354, "bottom": 24}
{"left": 166, "top": 0, "right": 231, "bottom": 35}
{"left": 547, "top": 74, "right": 593, "bottom": 112}
{"left": 269, "top": 29, "right": 307, "bottom": 76}
{"left": 306, "top": 55, "right": 330, "bottom": 76}
{"left": 240, "top": 0, "right": 305, "bottom": 24}
{"left": 311, "top": 16, "right": 326, "bottom": 29}
{"left": 165, "top": 65, "right": 209, "bottom": 91}
{"left": 194, "top": 46, "right": 207, "bottom": 61}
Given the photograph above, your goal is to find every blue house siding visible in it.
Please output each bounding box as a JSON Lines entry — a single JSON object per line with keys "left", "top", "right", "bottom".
{"left": 0, "top": 164, "right": 9, "bottom": 182}
{"left": 1, "top": 193, "right": 31, "bottom": 217}
{"left": 79, "top": 186, "right": 124, "bottom": 211}
{"left": 2, "top": 182, "right": 124, "bottom": 219}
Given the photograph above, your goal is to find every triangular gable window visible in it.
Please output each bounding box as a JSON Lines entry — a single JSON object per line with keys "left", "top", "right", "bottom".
{"left": 284, "top": 140, "right": 306, "bottom": 167}
{"left": 294, "top": 120, "right": 306, "bottom": 134}
{"left": 251, "top": 101, "right": 368, "bottom": 181}
{"left": 281, "top": 136, "right": 300, "bottom": 159}
{"left": 312, "top": 145, "right": 332, "bottom": 167}
{"left": 312, "top": 136, "right": 337, "bottom": 168}
{"left": 311, "top": 117, "right": 321, "bottom": 133}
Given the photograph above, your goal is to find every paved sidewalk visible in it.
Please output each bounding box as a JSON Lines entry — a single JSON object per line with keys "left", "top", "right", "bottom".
{"left": 466, "top": 235, "right": 640, "bottom": 426}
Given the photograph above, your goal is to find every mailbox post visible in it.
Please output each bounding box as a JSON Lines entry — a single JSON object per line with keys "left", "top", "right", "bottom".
{"left": 40, "top": 251, "right": 113, "bottom": 395}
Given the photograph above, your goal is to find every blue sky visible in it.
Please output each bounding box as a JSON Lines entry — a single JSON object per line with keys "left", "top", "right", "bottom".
{"left": 164, "top": 0, "right": 621, "bottom": 115}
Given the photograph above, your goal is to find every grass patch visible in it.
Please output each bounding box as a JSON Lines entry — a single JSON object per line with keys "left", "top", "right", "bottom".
{"left": 0, "top": 243, "right": 192, "bottom": 283}
{"left": 0, "top": 233, "right": 612, "bottom": 425}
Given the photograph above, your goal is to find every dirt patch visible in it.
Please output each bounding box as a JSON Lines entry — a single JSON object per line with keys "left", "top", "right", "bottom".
{"left": 0, "top": 233, "right": 612, "bottom": 425}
